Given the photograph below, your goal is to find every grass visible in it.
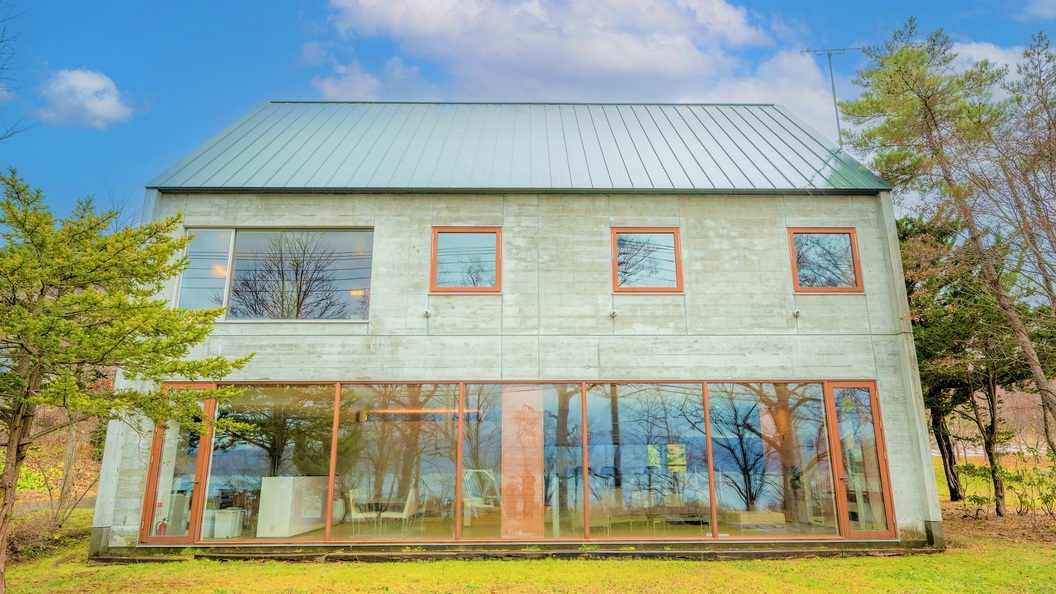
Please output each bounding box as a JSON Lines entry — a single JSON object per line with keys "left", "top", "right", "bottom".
{"left": 8, "top": 465, "right": 1056, "bottom": 594}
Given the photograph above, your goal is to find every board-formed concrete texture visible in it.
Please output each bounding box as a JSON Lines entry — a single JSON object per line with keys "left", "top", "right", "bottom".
{"left": 92, "top": 103, "right": 942, "bottom": 555}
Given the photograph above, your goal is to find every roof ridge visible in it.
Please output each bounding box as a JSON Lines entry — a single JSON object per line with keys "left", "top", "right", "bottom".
{"left": 268, "top": 101, "right": 779, "bottom": 107}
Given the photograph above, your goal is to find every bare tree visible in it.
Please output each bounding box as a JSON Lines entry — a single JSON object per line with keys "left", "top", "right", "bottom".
{"left": 228, "top": 232, "right": 360, "bottom": 320}
{"left": 0, "top": 2, "right": 29, "bottom": 142}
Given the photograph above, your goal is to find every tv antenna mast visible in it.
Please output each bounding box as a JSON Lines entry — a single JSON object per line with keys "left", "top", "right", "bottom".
{"left": 800, "top": 47, "right": 865, "bottom": 146}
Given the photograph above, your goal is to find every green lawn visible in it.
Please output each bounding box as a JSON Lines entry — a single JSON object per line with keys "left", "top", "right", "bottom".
{"left": 9, "top": 540, "right": 1055, "bottom": 594}
{"left": 8, "top": 468, "right": 1056, "bottom": 594}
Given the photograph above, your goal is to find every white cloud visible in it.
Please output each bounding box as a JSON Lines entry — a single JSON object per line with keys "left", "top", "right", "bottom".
{"left": 308, "top": 0, "right": 860, "bottom": 143}
{"left": 952, "top": 41, "right": 1024, "bottom": 70}
{"left": 324, "top": 0, "right": 769, "bottom": 100}
{"left": 37, "top": 69, "right": 133, "bottom": 129}
{"left": 1023, "top": 0, "right": 1056, "bottom": 19}
{"left": 312, "top": 56, "right": 444, "bottom": 101}
{"left": 312, "top": 61, "right": 383, "bottom": 100}
{"left": 0, "top": 84, "right": 13, "bottom": 103}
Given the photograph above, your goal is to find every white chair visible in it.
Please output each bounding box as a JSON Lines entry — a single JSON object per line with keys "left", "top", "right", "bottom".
{"left": 380, "top": 489, "right": 422, "bottom": 532}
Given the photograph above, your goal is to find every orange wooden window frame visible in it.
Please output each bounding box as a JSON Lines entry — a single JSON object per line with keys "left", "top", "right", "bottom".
{"left": 610, "top": 227, "right": 684, "bottom": 293}
{"left": 139, "top": 382, "right": 216, "bottom": 545}
{"left": 787, "top": 227, "right": 864, "bottom": 293}
{"left": 824, "top": 380, "right": 898, "bottom": 540}
{"left": 430, "top": 227, "right": 502, "bottom": 293}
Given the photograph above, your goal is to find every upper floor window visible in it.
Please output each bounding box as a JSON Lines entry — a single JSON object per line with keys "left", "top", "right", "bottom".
{"left": 431, "top": 227, "right": 502, "bottom": 293}
{"left": 611, "top": 228, "right": 683, "bottom": 293}
{"left": 788, "top": 228, "right": 862, "bottom": 292}
{"left": 177, "top": 229, "right": 373, "bottom": 320}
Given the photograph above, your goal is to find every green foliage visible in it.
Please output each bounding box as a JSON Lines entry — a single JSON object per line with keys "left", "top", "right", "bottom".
{"left": 0, "top": 450, "right": 58, "bottom": 492}
{"left": 0, "top": 169, "right": 251, "bottom": 430}
{"left": 842, "top": 17, "right": 1005, "bottom": 196}
{"left": 957, "top": 448, "right": 1056, "bottom": 518}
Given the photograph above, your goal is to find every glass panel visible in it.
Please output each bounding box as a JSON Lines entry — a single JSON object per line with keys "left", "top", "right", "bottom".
{"left": 178, "top": 229, "right": 231, "bottom": 310}
{"left": 149, "top": 419, "right": 201, "bottom": 537}
{"left": 585, "top": 384, "right": 711, "bottom": 538}
{"left": 461, "top": 384, "right": 584, "bottom": 540}
{"left": 615, "top": 232, "right": 678, "bottom": 289}
{"left": 201, "top": 385, "right": 335, "bottom": 541}
{"left": 228, "top": 230, "right": 373, "bottom": 319}
{"left": 435, "top": 232, "right": 498, "bottom": 288}
{"left": 331, "top": 385, "right": 459, "bottom": 541}
{"left": 793, "top": 232, "right": 857, "bottom": 288}
{"left": 708, "top": 383, "right": 837, "bottom": 537}
{"left": 834, "top": 386, "right": 889, "bottom": 533}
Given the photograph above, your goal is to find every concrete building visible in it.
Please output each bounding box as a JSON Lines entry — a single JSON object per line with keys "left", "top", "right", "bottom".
{"left": 90, "top": 102, "right": 942, "bottom": 556}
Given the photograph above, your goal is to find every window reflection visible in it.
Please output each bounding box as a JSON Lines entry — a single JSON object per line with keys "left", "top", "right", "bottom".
{"left": 834, "top": 386, "right": 889, "bottom": 533}
{"left": 585, "top": 384, "right": 711, "bottom": 537}
{"left": 228, "top": 230, "right": 373, "bottom": 320}
{"left": 177, "top": 230, "right": 231, "bottom": 310}
{"left": 614, "top": 231, "right": 679, "bottom": 289}
{"left": 708, "top": 383, "right": 837, "bottom": 537}
{"left": 331, "top": 385, "right": 458, "bottom": 540}
{"left": 461, "top": 384, "right": 584, "bottom": 539}
{"left": 149, "top": 419, "right": 201, "bottom": 538}
{"left": 792, "top": 232, "right": 858, "bottom": 289}
{"left": 201, "top": 385, "right": 335, "bottom": 541}
{"left": 434, "top": 231, "right": 499, "bottom": 289}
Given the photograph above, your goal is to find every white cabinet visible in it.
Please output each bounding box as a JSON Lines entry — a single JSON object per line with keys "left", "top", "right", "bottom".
{"left": 255, "top": 476, "right": 328, "bottom": 538}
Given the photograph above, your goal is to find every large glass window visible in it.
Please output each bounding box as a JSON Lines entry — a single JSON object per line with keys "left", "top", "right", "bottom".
{"left": 789, "top": 229, "right": 861, "bottom": 291}
{"left": 201, "top": 385, "right": 335, "bottom": 541}
{"left": 708, "top": 383, "right": 838, "bottom": 537}
{"left": 585, "top": 384, "right": 711, "bottom": 538}
{"left": 431, "top": 228, "right": 501, "bottom": 292}
{"left": 833, "top": 385, "right": 889, "bottom": 534}
{"left": 178, "top": 229, "right": 373, "bottom": 320}
{"left": 331, "top": 384, "right": 459, "bottom": 541}
{"left": 229, "top": 230, "right": 373, "bottom": 319}
{"left": 147, "top": 419, "right": 202, "bottom": 538}
{"left": 146, "top": 380, "right": 892, "bottom": 545}
{"left": 611, "top": 228, "right": 683, "bottom": 292}
{"left": 461, "top": 384, "right": 584, "bottom": 540}
{"left": 177, "top": 229, "right": 232, "bottom": 310}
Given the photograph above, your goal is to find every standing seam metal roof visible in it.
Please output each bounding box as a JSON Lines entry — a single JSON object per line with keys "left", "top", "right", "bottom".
{"left": 147, "top": 102, "right": 888, "bottom": 193}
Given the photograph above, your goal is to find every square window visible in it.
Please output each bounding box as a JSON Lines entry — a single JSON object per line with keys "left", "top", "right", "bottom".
{"left": 611, "top": 228, "right": 683, "bottom": 292}
{"left": 788, "top": 228, "right": 862, "bottom": 292}
{"left": 431, "top": 227, "right": 502, "bottom": 292}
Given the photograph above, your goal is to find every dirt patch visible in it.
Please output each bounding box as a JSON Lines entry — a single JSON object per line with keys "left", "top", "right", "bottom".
{"left": 942, "top": 499, "right": 1056, "bottom": 548}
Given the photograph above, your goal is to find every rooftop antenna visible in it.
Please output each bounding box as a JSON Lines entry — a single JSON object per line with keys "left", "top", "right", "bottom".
{"left": 800, "top": 47, "right": 865, "bottom": 146}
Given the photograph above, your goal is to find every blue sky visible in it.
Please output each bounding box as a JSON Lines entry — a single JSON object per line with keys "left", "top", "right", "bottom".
{"left": 0, "top": 0, "right": 1052, "bottom": 215}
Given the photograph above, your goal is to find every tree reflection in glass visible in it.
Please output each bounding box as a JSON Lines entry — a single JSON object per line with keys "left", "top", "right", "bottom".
{"left": 202, "top": 385, "right": 335, "bottom": 541}
{"left": 461, "top": 384, "right": 583, "bottom": 539}
{"left": 228, "top": 230, "right": 372, "bottom": 319}
{"left": 331, "top": 384, "right": 458, "bottom": 540}
{"left": 585, "top": 384, "right": 711, "bottom": 537}
{"left": 708, "top": 383, "right": 837, "bottom": 536}
{"left": 834, "top": 386, "right": 889, "bottom": 533}
{"left": 614, "top": 232, "right": 678, "bottom": 289}
{"left": 434, "top": 232, "right": 498, "bottom": 289}
{"left": 792, "top": 232, "right": 857, "bottom": 289}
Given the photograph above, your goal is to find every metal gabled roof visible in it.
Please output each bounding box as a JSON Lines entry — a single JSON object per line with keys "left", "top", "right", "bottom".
{"left": 148, "top": 102, "right": 888, "bottom": 193}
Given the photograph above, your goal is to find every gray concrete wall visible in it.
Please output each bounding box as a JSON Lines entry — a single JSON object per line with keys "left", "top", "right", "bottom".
{"left": 95, "top": 190, "right": 940, "bottom": 548}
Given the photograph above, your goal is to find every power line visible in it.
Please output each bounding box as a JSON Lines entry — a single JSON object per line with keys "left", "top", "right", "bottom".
{"left": 800, "top": 47, "right": 866, "bottom": 146}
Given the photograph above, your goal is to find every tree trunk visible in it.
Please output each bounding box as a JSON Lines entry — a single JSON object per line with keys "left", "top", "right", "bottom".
{"left": 608, "top": 385, "right": 622, "bottom": 490}
{"left": 983, "top": 437, "right": 1006, "bottom": 517}
{"left": 924, "top": 127, "right": 1056, "bottom": 435}
{"left": 55, "top": 423, "right": 81, "bottom": 520}
{"left": 930, "top": 407, "right": 963, "bottom": 502}
{"left": 0, "top": 400, "right": 38, "bottom": 594}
